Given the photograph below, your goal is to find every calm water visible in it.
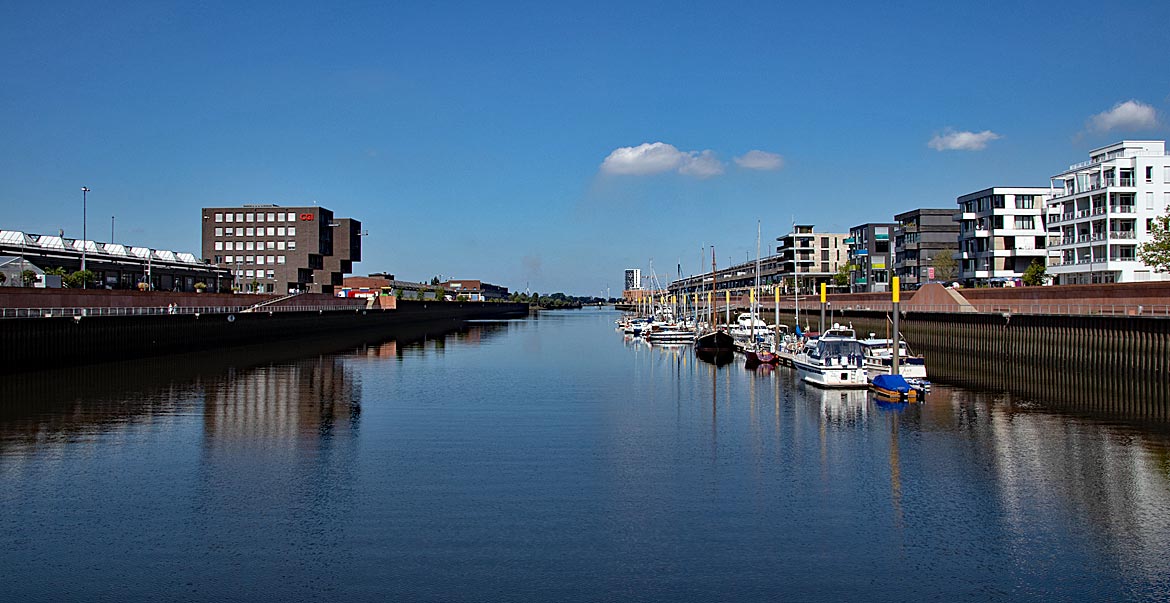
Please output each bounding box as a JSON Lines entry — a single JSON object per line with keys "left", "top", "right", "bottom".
{"left": 2, "top": 308, "right": 1170, "bottom": 602}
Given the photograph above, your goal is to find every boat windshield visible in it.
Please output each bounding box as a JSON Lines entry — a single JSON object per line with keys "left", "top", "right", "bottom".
{"left": 816, "top": 340, "right": 863, "bottom": 357}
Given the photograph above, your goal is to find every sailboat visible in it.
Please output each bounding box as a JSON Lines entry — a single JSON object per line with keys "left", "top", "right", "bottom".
{"left": 745, "top": 221, "right": 779, "bottom": 367}
{"left": 695, "top": 246, "right": 735, "bottom": 363}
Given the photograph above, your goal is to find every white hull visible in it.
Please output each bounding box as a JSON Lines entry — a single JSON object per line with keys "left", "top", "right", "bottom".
{"left": 792, "top": 356, "right": 869, "bottom": 389}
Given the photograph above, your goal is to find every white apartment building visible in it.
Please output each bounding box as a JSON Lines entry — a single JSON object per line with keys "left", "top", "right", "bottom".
{"left": 955, "top": 187, "right": 1052, "bottom": 286}
{"left": 1047, "top": 140, "right": 1170, "bottom": 284}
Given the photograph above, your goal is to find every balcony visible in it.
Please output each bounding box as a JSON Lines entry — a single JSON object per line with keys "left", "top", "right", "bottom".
{"left": 1109, "top": 205, "right": 1136, "bottom": 214}
{"left": 1109, "top": 231, "right": 1137, "bottom": 240}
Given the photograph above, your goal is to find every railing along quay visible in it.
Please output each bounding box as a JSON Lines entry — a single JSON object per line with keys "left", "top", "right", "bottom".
{"left": 0, "top": 304, "right": 368, "bottom": 319}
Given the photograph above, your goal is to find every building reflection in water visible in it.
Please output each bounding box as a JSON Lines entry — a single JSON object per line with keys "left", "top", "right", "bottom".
{"left": 201, "top": 357, "right": 361, "bottom": 448}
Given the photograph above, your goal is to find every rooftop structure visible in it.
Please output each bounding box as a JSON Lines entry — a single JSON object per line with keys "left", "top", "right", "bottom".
{"left": 0, "top": 229, "right": 227, "bottom": 291}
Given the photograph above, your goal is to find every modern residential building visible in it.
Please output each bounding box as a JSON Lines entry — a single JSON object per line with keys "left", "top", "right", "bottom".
{"left": 1047, "top": 140, "right": 1170, "bottom": 284}
{"left": 893, "top": 208, "right": 960, "bottom": 288}
{"left": 955, "top": 187, "right": 1052, "bottom": 286}
{"left": 624, "top": 268, "right": 642, "bottom": 291}
{"left": 775, "top": 224, "right": 849, "bottom": 294}
{"left": 0, "top": 229, "right": 228, "bottom": 291}
{"left": 201, "top": 204, "right": 361, "bottom": 294}
{"left": 845, "top": 222, "right": 897, "bottom": 292}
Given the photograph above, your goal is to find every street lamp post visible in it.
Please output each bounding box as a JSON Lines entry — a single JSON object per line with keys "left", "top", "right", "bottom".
{"left": 111, "top": 215, "right": 115, "bottom": 243}
{"left": 81, "top": 187, "right": 90, "bottom": 288}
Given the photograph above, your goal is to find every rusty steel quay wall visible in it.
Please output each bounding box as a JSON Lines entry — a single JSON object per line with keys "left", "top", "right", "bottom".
{"left": 0, "top": 300, "right": 529, "bottom": 374}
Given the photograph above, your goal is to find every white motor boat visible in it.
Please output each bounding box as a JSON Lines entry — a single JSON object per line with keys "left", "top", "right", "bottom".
{"left": 790, "top": 324, "right": 868, "bottom": 388}
{"left": 858, "top": 336, "right": 930, "bottom": 389}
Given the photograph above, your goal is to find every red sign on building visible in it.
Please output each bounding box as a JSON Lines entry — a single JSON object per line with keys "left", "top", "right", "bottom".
{"left": 299, "top": 213, "right": 314, "bottom": 221}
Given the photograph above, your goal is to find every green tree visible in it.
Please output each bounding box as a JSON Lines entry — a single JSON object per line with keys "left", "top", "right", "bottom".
{"left": 931, "top": 252, "right": 958, "bottom": 282}
{"left": 1022, "top": 259, "right": 1048, "bottom": 286}
{"left": 832, "top": 264, "right": 850, "bottom": 288}
{"left": 45, "top": 267, "right": 68, "bottom": 277}
{"left": 0, "top": 272, "right": 6, "bottom": 285}
{"left": 21, "top": 270, "right": 37, "bottom": 286}
{"left": 63, "top": 269, "right": 96, "bottom": 289}
{"left": 430, "top": 276, "right": 440, "bottom": 285}
{"left": 1138, "top": 209, "right": 1170, "bottom": 273}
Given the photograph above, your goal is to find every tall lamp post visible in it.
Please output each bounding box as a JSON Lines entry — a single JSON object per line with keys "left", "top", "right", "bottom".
{"left": 81, "top": 186, "right": 90, "bottom": 288}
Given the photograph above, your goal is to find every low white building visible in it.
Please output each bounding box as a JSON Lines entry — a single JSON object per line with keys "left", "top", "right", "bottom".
{"left": 955, "top": 187, "right": 1052, "bottom": 286}
{"left": 1047, "top": 140, "right": 1170, "bottom": 284}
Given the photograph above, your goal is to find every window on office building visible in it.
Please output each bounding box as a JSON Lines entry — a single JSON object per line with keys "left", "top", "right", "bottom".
{"left": 287, "top": 212, "right": 296, "bottom": 221}
{"left": 1148, "top": 192, "right": 1155, "bottom": 210}
{"left": 266, "top": 227, "right": 274, "bottom": 236}
{"left": 243, "top": 227, "right": 251, "bottom": 236}
{"left": 1016, "top": 195, "right": 1034, "bottom": 209}
{"left": 266, "top": 255, "right": 275, "bottom": 264}
{"left": 234, "top": 241, "right": 243, "bottom": 251}
{"left": 214, "top": 228, "right": 222, "bottom": 236}
{"left": 235, "top": 213, "right": 243, "bottom": 222}
{"left": 215, "top": 213, "right": 223, "bottom": 222}
{"left": 267, "top": 270, "right": 275, "bottom": 279}
{"left": 267, "top": 213, "right": 276, "bottom": 222}
{"left": 277, "top": 227, "right": 285, "bottom": 236}
{"left": 277, "top": 256, "right": 286, "bottom": 264}
{"left": 256, "top": 256, "right": 264, "bottom": 265}
{"left": 245, "top": 241, "right": 254, "bottom": 251}
{"left": 1014, "top": 216, "right": 1034, "bottom": 229}
{"left": 276, "top": 241, "right": 285, "bottom": 250}
{"left": 246, "top": 270, "right": 254, "bottom": 277}
{"left": 246, "top": 213, "right": 254, "bottom": 222}
{"left": 1147, "top": 166, "right": 1154, "bottom": 183}
{"left": 1164, "top": 166, "right": 1170, "bottom": 184}
{"left": 256, "top": 213, "right": 264, "bottom": 223}
{"left": 288, "top": 226, "right": 296, "bottom": 236}
{"left": 245, "top": 255, "right": 254, "bottom": 264}
{"left": 214, "top": 241, "right": 223, "bottom": 251}
{"left": 225, "top": 255, "right": 233, "bottom": 263}
{"left": 288, "top": 241, "right": 296, "bottom": 250}
{"left": 225, "top": 213, "right": 234, "bottom": 222}
{"left": 223, "top": 227, "right": 232, "bottom": 236}
{"left": 256, "top": 241, "right": 264, "bottom": 250}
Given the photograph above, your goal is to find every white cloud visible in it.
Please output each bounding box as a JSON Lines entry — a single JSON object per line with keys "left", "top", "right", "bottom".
{"left": 600, "top": 142, "right": 685, "bottom": 175}
{"left": 734, "top": 150, "right": 785, "bottom": 170}
{"left": 928, "top": 129, "right": 1001, "bottom": 151}
{"left": 679, "top": 150, "right": 725, "bottom": 178}
{"left": 1088, "top": 100, "right": 1158, "bottom": 132}
{"left": 600, "top": 142, "right": 725, "bottom": 178}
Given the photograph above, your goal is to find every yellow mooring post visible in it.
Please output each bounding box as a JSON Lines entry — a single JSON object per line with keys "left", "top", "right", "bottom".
{"left": 724, "top": 290, "right": 730, "bottom": 328}
{"left": 891, "top": 276, "right": 901, "bottom": 375}
{"left": 820, "top": 282, "right": 827, "bottom": 332}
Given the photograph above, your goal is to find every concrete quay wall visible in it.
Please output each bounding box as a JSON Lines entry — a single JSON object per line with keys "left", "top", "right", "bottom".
{"left": 0, "top": 300, "right": 528, "bottom": 374}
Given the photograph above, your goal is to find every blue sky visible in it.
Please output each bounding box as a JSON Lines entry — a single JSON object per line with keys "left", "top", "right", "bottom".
{"left": 2, "top": 1, "right": 1169, "bottom": 295}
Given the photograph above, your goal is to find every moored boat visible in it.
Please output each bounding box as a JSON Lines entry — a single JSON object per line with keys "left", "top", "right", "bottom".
{"left": 790, "top": 324, "right": 868, "bottom": 388}
{"left": 871, "top": 373, "right": 921, "bottom": 402}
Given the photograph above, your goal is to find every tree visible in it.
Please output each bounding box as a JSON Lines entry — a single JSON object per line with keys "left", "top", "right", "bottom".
{"left": 21, "top": 270, "right": 37, "bottom": 286}
{"left": 430, "top": 276, "right": 440, "bottom": 285}
{"left": 1138, "top": 209, "right": 1170, "bottom": 273}
{"left": 63, "top": 269, "right": 96, "bottom": 289}
{"left": 1022, "top": 259, "right": 1048, "bottom": 286}
{"left": 0, "top": 272, "right": 6, "bottom": 285}
{"left": 931, "top": 252, "right": 958, "bottom": 282}
{"left": 832, "top": 264, "right": 850, "bottom": 288}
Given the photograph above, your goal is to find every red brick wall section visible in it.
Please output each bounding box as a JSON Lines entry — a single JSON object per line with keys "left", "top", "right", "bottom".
{"left": 0, "top": 288, "right": 278, "bottom": 309}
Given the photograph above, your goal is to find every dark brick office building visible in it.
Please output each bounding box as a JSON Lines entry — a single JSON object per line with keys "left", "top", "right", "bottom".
{"left": 201, "top": 204, "right": 361, "bottom": 294}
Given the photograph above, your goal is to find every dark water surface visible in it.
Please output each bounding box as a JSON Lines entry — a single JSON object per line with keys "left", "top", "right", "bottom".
{"left": 2, "top": 308, "right": 1169, "bottom": 602}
